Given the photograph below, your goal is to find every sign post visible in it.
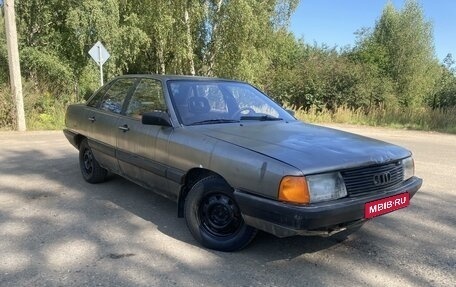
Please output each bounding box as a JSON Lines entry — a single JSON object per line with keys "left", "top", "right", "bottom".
{"left": 88, "top": 41, "right": 110, "bottom": 86}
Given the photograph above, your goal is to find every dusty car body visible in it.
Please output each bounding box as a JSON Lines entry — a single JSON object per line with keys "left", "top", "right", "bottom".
{"left": 64, "top": 74, "right": 422, "bottom": 251}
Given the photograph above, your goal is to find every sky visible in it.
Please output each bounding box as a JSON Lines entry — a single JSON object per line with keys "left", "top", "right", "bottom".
{"left": 290, "top": 0, "right": 456, "bottom": 62}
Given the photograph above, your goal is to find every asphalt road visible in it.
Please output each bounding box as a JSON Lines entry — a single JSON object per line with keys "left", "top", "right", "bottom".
{"left": 0, "top": 125, "right": 455, "bottom": 287}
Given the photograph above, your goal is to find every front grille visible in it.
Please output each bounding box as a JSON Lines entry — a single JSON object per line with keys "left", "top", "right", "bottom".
{"left": 341, "top": 162, "right": 404, "bottom": 197}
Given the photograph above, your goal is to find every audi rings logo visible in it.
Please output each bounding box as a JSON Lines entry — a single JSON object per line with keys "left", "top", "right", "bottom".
{"left": 373, "top": 172, "right": 391, "bottom": 186}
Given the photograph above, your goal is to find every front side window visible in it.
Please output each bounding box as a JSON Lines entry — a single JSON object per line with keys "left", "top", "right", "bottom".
{"left": 126, "top": 79, "right": 166, "bottom": 119}
{"left": 99, "top": 78, "right": 136, "bottom": 114}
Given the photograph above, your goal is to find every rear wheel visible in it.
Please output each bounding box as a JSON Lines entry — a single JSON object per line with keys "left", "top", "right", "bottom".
{"left": 184, "top": 176, "right": 257, "bottom": 252}
{"left": 79, "top": 139, "right": 107, "bottom": 183}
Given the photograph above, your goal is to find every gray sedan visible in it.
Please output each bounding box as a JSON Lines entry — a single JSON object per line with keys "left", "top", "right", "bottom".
{"left": 64, "top": 74, "right": 422, "bottom": 251}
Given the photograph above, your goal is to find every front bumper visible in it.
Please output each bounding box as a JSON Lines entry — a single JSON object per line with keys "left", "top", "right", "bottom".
{"left": 234, "top": 176, "right": 422, "bottom": 237}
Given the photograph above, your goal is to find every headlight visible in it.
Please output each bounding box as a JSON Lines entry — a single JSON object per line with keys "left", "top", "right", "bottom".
{"left": 278, "top": 172, "right": 347, "bottom": 205}
{"left": 402, "top": 157, "right": 415, "bottom": 181}
{"left": 306, "top": 172, "right": 347, "bottom": 203}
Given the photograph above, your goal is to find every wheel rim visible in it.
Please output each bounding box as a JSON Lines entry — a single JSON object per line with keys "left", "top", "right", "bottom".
{"left": 82, "top": 148, "right": 93, "bottom": 175}
{"left": 199, "top": 193, "right": 242, "bottom": 237}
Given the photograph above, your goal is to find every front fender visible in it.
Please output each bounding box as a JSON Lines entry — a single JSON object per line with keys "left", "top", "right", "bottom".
{"left": 209, "top": 140, "right": 302, "bottom": 200}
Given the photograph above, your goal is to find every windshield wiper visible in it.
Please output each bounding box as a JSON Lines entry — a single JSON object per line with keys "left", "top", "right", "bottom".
{"left": 189, "top": 119, "right": 240, "bottom": 126}
{"left": 240, "top": 115, "right": 283, "bottom": 121}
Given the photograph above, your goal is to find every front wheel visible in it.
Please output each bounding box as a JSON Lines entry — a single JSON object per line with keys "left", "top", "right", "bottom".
{"left": 184, "top": 176, "right": 257, "bottom": 252}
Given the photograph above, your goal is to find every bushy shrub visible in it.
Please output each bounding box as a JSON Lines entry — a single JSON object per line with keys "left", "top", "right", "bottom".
{"left": 24, "top": 91, "right": 67, "bottom": 130}
{"left": 77, "top": 63, "right": 100, "bottom": 102}
{"left": 0, "top": 86, "right": 14, "bottom": 130}
{"left": 20, "top": 47, "right": 74, "bottom": 98}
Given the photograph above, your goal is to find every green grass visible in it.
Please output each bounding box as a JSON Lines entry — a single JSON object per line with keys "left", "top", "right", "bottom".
{"left": 292, "top": 105, "right": 456, "bottom": 134}
{"left": 25, "top": 101, "right": 67, "bottom": 130}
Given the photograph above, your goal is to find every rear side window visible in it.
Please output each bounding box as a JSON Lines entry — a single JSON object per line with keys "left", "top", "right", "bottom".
{"left": 126, "top": 79, "right": 166, "bottom": 118}
{"left": 99, "top": 78, "right": 136, "bottom": 114}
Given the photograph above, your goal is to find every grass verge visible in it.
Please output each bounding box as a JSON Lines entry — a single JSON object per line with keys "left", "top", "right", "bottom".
{"left": 292, "top": 105, "right": 456, "bottom": 134}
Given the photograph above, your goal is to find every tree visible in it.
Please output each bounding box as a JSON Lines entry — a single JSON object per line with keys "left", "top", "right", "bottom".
{"left": 355, "top": 0, "right": 439, "bottom": 107}
{"left": 430, "top": 54, "right": 456, "bottom": 109}
{"left": 207, "top": 0, "right": 298, "bottom": 84}
{"left": 119, "top": 0, "right": 205, "bottom": 75}
{"left": 65, "top": 0, "right": 149, "bottom": 77}
{"left": 265, "top": 29, "right": 305, "bottom": 103}
{"left": 121, "top": 0, "right": 298, "bottom": 83}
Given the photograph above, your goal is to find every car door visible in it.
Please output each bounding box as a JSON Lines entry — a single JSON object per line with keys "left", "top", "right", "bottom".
{"left": 79, "top": 82, "right": 113, "bottom": 138}
{"left": 116, "top": 78, "right": 174, "bottom": 198}
{"left": 87, "top": 77, "right": 138, "bottom": 174}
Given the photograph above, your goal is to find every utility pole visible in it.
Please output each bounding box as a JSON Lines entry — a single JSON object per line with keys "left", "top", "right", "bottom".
{"left": 4, "top": 0, "right": 26, "bottom": 131}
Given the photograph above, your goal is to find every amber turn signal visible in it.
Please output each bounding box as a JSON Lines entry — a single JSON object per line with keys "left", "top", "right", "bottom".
{"left": 278, "top": 176, "right": 310, "bottom": 204}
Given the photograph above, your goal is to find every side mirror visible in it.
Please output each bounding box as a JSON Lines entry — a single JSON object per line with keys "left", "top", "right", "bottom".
{"left": 142, "top": 111, "right": 172, "bottom": 127}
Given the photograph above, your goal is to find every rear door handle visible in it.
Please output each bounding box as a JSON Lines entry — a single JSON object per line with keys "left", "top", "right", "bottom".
{"left": 118, "top": 124, "right": 130, "bottom": 132}
{"left": 88, "top": 116, "right": 96, "bottom": 122}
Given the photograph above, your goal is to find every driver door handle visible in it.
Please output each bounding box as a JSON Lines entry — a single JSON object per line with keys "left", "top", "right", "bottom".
{"left": 88, "top": 116, "right": 96, "bottom": 122}
{"left": 118, "top": 124, "right": 130, "bottom": 132}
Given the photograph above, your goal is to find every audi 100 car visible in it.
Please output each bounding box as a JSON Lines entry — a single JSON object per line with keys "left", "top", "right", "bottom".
{"left": 64, "top": 75, "right": 422, "bottom": 251}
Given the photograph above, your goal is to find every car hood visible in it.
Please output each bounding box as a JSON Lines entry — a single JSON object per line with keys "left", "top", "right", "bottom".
{"left": 198, "top": 121, "right": 411, "bottom": 174}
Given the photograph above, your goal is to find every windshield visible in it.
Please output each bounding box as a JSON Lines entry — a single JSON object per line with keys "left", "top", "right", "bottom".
{"left": 167, "top": 80, "right": 295, "bottom": 126}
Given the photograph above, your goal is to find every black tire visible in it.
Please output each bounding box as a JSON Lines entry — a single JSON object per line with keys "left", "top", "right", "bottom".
{"left": 79, "top": 139, "right": 107, "bottom": 183}
{"left": 184, "top": 175, "right": 257, "bottom": 252}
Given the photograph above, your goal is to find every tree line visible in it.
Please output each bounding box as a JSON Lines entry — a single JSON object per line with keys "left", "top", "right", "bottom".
{"left": 1, "top": 0, "right": 455, "bottom": 129}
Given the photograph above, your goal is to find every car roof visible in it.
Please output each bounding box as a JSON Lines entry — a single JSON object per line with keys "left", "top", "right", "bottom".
{"left": 112, "top": 74, "right": 242, "bottom": 83}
